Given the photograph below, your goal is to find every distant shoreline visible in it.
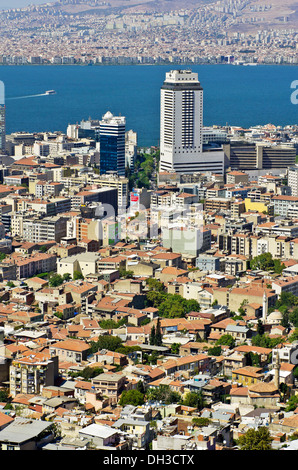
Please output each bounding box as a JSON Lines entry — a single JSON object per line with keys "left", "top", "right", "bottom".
{"left": 0, "top": 63, "right": 297, "bottom": 67}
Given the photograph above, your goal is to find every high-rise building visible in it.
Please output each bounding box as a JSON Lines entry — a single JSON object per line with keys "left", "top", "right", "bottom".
{"left": 0, "top": 81, "right": 5, "bottom": 154}
{"left": 288, "top": 167, "right": 298, "bottom": 197}
{"left": 99, "top": 111, "right": 126, "bottom": 177}
{"left": 159, "top": 70, "right": 224, "bottom": 175}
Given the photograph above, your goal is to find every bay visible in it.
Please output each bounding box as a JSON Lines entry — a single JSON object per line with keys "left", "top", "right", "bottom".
{"left": 0, "top": 64, "right": 297, "bottom": 147}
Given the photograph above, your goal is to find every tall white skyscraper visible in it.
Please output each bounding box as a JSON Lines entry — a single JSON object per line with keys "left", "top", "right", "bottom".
{"left": 159, "top": 69, "right": 224, "bottom": 175}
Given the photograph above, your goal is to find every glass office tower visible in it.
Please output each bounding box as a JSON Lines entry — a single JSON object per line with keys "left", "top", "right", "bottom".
{"left": 99, "top": 111, "right": 126, "bottom": 177}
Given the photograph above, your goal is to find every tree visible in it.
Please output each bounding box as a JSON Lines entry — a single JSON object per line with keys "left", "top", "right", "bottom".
{"left": 137, "top": 380, "right": 146, "bottom": 395}
{"left": 238, "top": 299, "right": 249, "bottom": 315}
{"left": 171, "top": 343, "right": 181, "bottom": 354}
{"left": 149, "top": 325, "right": 156, "bottom": 346}
{"left": 289, "top": 308, "right": 298, "bottom": 328}
{"left": 73, "top": 270, "right": 84, "bottom": 280}
{"left": 146, "top": 290, "right": 167, "bottom": 308}
{"left": 48, "top": 273, "right": 64, "bottom": 287}
{"left": 288, "top": 328, "right": 298, "bottom": 343}
{"left": 216, "top": 334, "right": 235, "bottom": 349}
{"left": 119, "top": 389, "right": 145, "bottom": 406}
{"left": 183, "top": 391, "right": 205, "bottom": 410}
{"left": 238, "top": 427, "right": 273, "bottom": 450}
{"left": 285, "top": 394, "right": 298, "bottom": 412}
{"left": 70, "top": 366, "right": 103, "bottom": 380}
{"left": 275, "top": 291, "right": 298, "bottom": 310}
{"left": 63, "top": 273, "right": 72, "bottom": 282}
{"left": 146, "top": 278, "right": 165, "bottom": 292}
{"left": 250, "top": 252, "right": 275, "bottom": 271}
{"left": 252, "top": 333, "right": 283, "bottom": 349}
{"left": 158, "top": 295, "right": 185, "bottom": 318}
{"left": 281, "top": 310, "right": 290, "bottom": 329}
{"left": 154, "top": 317, "right": 162, "bottom": 346}
{"left": 208, "top": 345, "right": 222, "bottom": 356}
{"left": 90, "top": 335, "right": 123, "bottom": 353}
{"left": 192, "top": 417, "right": 211, "bottom": 427}
{"left": 146, "top": 384, "right": 181, "bottom": 404}
{"left": 0, "top": 388, "right": 11, "bottom": 402}
{"left": 257, "top": 319, "right": 265, "bottom": 336}
{"left": 245, "top": 351, "right": 261, "bottom": 367}
{"left": 119, "top": 269, "right": 134, "bottom": 279}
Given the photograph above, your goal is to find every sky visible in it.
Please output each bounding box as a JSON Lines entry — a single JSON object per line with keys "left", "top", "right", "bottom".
{"left": 0, "top": 0, "right": 47, "bottom": 8}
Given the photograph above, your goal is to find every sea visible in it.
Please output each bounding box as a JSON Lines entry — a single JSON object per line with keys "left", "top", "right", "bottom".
{"left": 0, "top": 64, "right": 297, "bottom": 147}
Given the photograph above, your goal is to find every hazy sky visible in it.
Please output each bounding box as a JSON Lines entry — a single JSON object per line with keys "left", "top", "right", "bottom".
{"left": 0, "top": 0, "right": 47, "bottom": 9}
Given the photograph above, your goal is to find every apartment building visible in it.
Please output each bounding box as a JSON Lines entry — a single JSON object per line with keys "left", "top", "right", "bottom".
{"left": 22, "top": 216, "right": 67, "bottom": 243}
{"left": 15, "top": 252, "right": 57, "bottom": 280}
{"left": 91, "top": 372, "right": 126, "bottom": 404}
{"left": 49, "top": 339, "right": 90, "bottom": 364}
{"left": 9, "top": 354, "right": 59, "bottom": 398}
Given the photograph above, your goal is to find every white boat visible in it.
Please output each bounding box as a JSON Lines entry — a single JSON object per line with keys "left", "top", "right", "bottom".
{"left": 45, "top": 90, "right": 56, "bottom": 95}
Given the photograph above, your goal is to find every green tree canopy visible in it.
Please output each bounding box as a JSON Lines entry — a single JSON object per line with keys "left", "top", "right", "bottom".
{"left": 288, "top": 328, "right": 298, "bottom": 343}
{"left": 70, "top": 366, "right": 103, "bottom": 380}
{"left": 275, "top": 291, "right": 298, "bottom": 310}
{"left": 119, "top": 389, "right": 145, "bottom": 407}
{"left": 238, "top": 427, "right": 273, "bottom": 450}
{"left": 48, "top": 273, "right": 64, "bottom": 287}
{"left": 216, "top": 334, "right": 235, "bottom": 349}
{"left": 73, "top": 270, "right": 84, "bottom": 280}
{"left": 90, "top": 335, "right": 123, "bottom": 353}
{"left": 250, "top": 252, "right": 285, "bottom": 274}
{"left": 146, "top": 278, "right": 165, "bottom": 292}
{"left": 183, "top": 391, "right": 205, "bottom": 410}
{"left": 146, "top": 384, "right": 181, "bottom": 404}
{"left": 285, "top": 394, "right": 298, "bottom": 412}
{"left": 119, "top": 269, "right": 134, "bottom": 279}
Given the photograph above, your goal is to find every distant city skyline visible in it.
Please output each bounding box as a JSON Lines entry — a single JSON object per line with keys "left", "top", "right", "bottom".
{"left": 0, "top": 0, "right": 46, "bottom": 8}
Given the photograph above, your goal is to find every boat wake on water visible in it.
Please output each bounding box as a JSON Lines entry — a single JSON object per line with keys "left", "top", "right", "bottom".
{"left": 7, "top": 90, "right": 56, "bottom": 100}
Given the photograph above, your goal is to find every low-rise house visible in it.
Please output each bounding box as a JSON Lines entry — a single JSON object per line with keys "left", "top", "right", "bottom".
{"left": 54, "top": 303, "right": 79, "bottom": 320}
{"left": 74, "top": 380, "right": 93, "bottom": 404}
{"left": 230, "top": 381, "right": 280, "bottom": 409}
{"left": 159, "top": 354, "right": 211, "bottom": 377}
{"left": 225, "top": 323, "right": 253, "bottom": 343}
{"left": 78, "top": 423, "right": 126, "bottom": 449}
{"left": 91, "top": 372, "right": 126, "bottom": 405}
{"left": 0, "top": 412, "right": 14, "bottom": 431}
{"left": 42, "top": 396, "right": 77, "bottom": 414}
{"left": 49, "top": 339, "right": 90, "bottom": 364}
{"left": 112, "top": 417, "right": 152, "bottom": 449}
{"left": 0, "top": 417, "right": 55, "bottom": 450}
{"left": 93, "top": 350, "right": 128, "bottom": 368}
{"left": 180, "top": 341, "right": 210, "bottom": 356}
{"left": 234, "top": 345, "right": 272, "bottom": 368}
{"left": 231, "top": 366, "right": 265, "bottom": 386}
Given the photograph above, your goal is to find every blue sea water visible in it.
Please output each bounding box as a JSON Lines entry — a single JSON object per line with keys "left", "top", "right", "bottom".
{"left": 0, "top": 64, "right": 297, "bottom": 147}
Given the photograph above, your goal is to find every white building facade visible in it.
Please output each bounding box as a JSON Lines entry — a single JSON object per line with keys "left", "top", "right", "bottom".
{"left": 159, "top": 69, "right": 224, "bottom": 175}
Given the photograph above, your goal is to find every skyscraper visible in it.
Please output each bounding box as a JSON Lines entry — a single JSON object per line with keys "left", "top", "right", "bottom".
{"left": 159, "top": 69, "right": 224, "bottom": 175}
{"left": 0, "top": 81, "right": 5, "bottom": 154}
{"left": 99, "top": 111, "right": 126, "bottom": 177}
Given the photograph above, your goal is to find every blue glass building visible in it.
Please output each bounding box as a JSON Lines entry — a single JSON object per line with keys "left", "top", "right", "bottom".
{"left": 99, "top": 111, "right": 126, "bottom": 177}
